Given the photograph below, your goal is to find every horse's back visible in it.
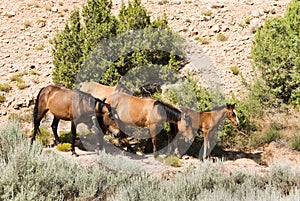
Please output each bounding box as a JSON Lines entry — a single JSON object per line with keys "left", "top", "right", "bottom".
{"left": 180, "top": 107, "right": 203, "bottom": 130}
{"left": 106, "top": 93, "right": 155, "bottom": 125}
{"left": 80, "top": 82, "right": 115, "bottom": 100}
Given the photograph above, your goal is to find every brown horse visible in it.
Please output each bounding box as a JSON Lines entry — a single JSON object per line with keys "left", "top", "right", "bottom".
{"left": 79, "top": 82, "right": 130, "bottom": 100}
{"left": 32, "top": 85, "right": 120, "bottom": 156}
{"left": 106, "top": 93, "right": 194, "bottom": 157}
{"left": 180, "top": 104, "right": 239, "bottom": 159}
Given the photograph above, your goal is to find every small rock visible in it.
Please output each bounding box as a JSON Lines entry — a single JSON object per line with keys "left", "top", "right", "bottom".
{"left": 242, "top": 36, "right": 249, "bottom": 41}
{"left": 210, "top": 3, "right": 224, "bottom": 9}
{"left": 51, "top": 6, "right": 58, "bottom": 12}
{"left": 5, "top": 11, "right": 16, "bottom": 17}
{"left": 171, "top": 0, "right": 181, "bottom": 5}
{"left": 251, "top": 11, "right": 259, "bottom": 18}
{"left": 245, "top": 1, "right": 254, "bottom": 5}
{"left": 211, "top": 24, "right": 220, "bottom": 32}
{"left": 221, "top": 24, "right": 229, "bottom": 31}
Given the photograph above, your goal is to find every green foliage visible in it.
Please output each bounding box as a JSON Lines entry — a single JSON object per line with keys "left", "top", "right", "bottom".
{"left": 31, "top": 126, "right": 53, "bottom": 146}
{"left": 162, "top": 76, "right": 214, "bottom": 111}
{"left": 230, "top": 65, "right": 240, "bottom": 75}
{"left": 157, "top": 155, "right": 182, "bottom": 167}
{"left": 263, "top": 123, "right": 282, "bottom": 144}
{"left": 0, "top": 95, "right": 5, "bottom": 103}
{"left": 217, "top": 33, "right": 228, "bottom": 41}
{"left": 290, "top": 135, "right": 300, "bottom": 151}
{"left": 0, "top": 121, "right": 131, "bottom": 200}
{"left": 56, "top": 143, "right": 72, "bottom": 152}
{"left": 1, "top": 122, "right": 300, "bottom": 200}
{"left": 59, "top": 131, "right": 72, "bottom": 143}
{"left": 52, "top": 0, "right": 180, "bottom": 89}
{"left": 195, "top": 37, "right": 210, "bottom": 44}
{"left": 52, "top": 9, "right": 83, "bottom": 88}
{"left": 0, "top": 83, "right": 12, "bottom": 92}
{"left": 252, "top": 0, "right": 300, "bottom": 108}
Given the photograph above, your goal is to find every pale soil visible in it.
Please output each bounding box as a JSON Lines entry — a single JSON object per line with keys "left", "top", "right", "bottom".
{"left": 0, "top": 0, "right": 299, "bottom": 175}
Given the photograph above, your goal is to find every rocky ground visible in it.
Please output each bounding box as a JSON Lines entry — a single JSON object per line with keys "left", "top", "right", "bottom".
{"left": 0, "top": 0, "right": 298, "bottom": 174}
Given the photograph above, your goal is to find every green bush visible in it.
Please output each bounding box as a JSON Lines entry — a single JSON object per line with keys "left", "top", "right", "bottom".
{"left": 52, "top": 0, "right": 182, "bottom": 88}
{"left": 263, "top": 123, "right": 282, "bottom": 144}
{"left": 59, "top": 131, "right": 72, "bottom": 143}
{"left": 56, "top": 143, "right": 72, "bottom": 152}
{"left": 252, "top": 0, "right": 300, "bottom": 108}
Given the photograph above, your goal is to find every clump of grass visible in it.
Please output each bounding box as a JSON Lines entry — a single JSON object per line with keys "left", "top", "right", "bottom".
{"left": 0, "top": 95, "right": 5, "bottom": 103}
{"left": 31, "top": 126, "right": 53, "bottom": 146}
{"left": 264, "top": 123, "right": 281, "bottom": 144}
{"left": 35, "top": 43, "right": 45, "bottom": 51}
{"left": 230, "top": 65, "right": 240, "bottom": 75}
{"left": 8, "top": 113, "right": 20, "bottom": 121}
{"left": 10, "top": 71, "right": 27, "bottom": 82}
{"left": 202, "top": 10, "right": 212, "bottom": 16}
{"left": 0, "top": 83, "right": 12, "bottom": 92}
{"left": 10, "top": 72, "right": 29, "bottom": 90}
{"left": 290, "top": 135, "right": 300, "bottom": 151}
{"left": 23, "top": 20, "right": 31, "bottom": 28}
{"left": 158, "top": 0, "right": 168, "bottom": 5}
{"left": 217, "top": 33, "right": 228, "bottom": 41}
{"left": 157, "top": 155, "right": 182, "bottom": 167}
{"left": 195, "top": 37, "right": 210, "bottom": 44}
{"left": 16, "top": 80, "right": 28, "bottom": 90}
{"left": 245, "top": 17, "right": 251, "bottom": 25}
{"left": 56, "top": 143, "right": 72, "bottom": 152}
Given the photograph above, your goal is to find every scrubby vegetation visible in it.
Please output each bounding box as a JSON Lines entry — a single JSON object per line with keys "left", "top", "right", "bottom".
{"left": 52, "top": 0, "right": 182, "bottom": 88}
{"left": 252, "top": 0, "right": 300, "bottom": 108}
{"left": 0, "top": 121, "right": 299, "bottom": 200}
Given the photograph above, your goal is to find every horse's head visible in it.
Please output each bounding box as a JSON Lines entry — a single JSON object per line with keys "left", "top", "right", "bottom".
{"left": 178, "top": 113, "right": 194, "bottom": 143}
{"left": 96, "top": 99, "right": 121, "bottom": 136}
{"left": 226, "top": 104, "right": 239, "bottom": 126}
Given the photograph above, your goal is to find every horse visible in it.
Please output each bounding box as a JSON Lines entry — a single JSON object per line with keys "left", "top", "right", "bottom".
{"left": 106, "top": 93, "right": 194, "bottom": 157}
{"left": 180, "top": 104, "right": 239, "bottom": 160}
{"left": 32, "top": 85, "right": 120, "bottom": 156}
{"left": 79, "top": 81, "right": 130, "bottom": 100}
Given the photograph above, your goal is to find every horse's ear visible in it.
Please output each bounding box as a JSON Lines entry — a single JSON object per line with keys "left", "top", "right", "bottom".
{"left": 226, "top": 103, "right": 234, "bottom": 109}
{"left": 103, "top": 98, "right": 107, "bottom": 103}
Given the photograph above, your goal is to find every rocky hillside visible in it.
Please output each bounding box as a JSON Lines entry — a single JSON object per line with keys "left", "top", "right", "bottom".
{"left": 0, "top": 0, "right": 291, "bottom": 126}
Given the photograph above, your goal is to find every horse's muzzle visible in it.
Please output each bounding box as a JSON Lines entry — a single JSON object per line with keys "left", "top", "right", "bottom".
{"left": 110, "top": 127, "right": 121, "bottom": 137}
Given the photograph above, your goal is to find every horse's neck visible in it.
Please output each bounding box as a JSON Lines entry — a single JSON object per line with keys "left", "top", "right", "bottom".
{"left": 211, "top": 107, "right": 226, "bottom": 125}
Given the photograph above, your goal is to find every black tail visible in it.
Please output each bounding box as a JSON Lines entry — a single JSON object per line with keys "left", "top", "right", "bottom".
{"left": 33, "top": 87, "right": 45, "bottom": 136}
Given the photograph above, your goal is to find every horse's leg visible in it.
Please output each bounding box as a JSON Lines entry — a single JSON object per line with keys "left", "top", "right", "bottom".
{"left": 71, "top": 121, "right": 79, "bottom": 157}
{"left": 203, "top": 130, "right": 208, "bottom": 160}
{"left": 32, "top": 109, "right": 48, "bottom": 144}
{"left": 120, "top": 132, "right": 135, "bottom": 153}
{"left": 51, "top": 116, "right": 60, "bottom": 145}
{"left": 167, "top": 123, "right": 177, "bottom": 156}
{"left": 149, "top": 124, "right": 158, "bottom": 157}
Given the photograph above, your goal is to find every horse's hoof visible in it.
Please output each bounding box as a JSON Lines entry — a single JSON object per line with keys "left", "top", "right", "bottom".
{"left": 72, "top": 152, "right": 79, "bottom": 157}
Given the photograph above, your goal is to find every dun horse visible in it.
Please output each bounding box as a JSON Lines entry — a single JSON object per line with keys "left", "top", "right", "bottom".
{"left": 180, "top": 104, "right": 239, "bottom": 159}
{"left": 106, "top": 93, "right": 194, "bottom": 157}
{"left": 79, "top": 82, "right": 129, "bottom": 100}
{"left": 32, "top": 85, "right": 120, "bottom": 156}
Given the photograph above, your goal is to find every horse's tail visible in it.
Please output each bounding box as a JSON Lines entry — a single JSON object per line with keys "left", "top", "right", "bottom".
{"left": 33, "top": 87, "right": 45, "bottom": 134}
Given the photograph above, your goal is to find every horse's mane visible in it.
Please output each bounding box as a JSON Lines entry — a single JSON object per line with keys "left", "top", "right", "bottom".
{"left": 74, "top": 89, "right": 108, "bottom": 111}
{"left": 154, "top": 100, "right": 182, "bottom": 121}
{"left": 203, "top": 105, "right": 226, "bottom": 112}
